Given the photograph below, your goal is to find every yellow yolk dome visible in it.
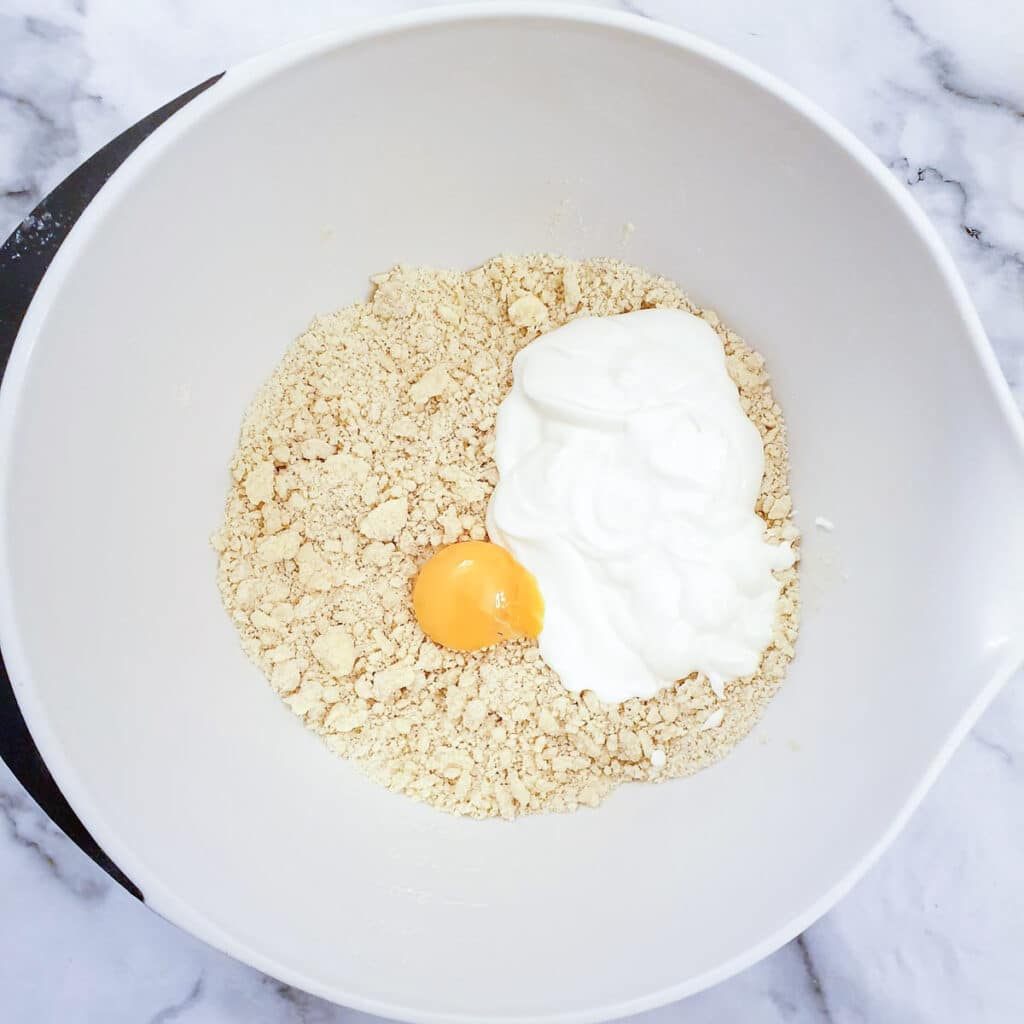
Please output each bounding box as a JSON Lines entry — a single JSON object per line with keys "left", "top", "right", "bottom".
{"left": 413, "top": 541, "right": 544, "bottom": 652}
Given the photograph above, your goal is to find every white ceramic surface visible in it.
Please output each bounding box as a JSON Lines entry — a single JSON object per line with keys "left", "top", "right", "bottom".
{"left": 1, "top": 7, "right": 1023, "bottom": 1023}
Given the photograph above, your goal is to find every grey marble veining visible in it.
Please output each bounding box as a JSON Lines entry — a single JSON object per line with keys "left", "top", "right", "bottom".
{"left": 1, "top": 1, "right": 1022, "bottom": 1021}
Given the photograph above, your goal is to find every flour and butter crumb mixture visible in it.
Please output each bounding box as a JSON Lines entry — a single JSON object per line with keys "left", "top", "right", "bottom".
{"left": 212, "top": 255, "right": 800, "bottom": 818}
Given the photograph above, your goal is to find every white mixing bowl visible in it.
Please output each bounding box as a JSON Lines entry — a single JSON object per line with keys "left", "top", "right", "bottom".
{"left": 1, "top": 6, "right": 1022, "bottom": 1022}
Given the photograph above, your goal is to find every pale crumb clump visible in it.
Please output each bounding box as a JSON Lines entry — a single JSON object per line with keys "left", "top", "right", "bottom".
{"left": 215, "top": 254, "right": 801, "bottom": 819}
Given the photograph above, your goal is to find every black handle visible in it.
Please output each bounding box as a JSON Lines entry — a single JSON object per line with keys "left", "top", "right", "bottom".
{"left": 0, "top": 72, "right": 224, "bottom": 902}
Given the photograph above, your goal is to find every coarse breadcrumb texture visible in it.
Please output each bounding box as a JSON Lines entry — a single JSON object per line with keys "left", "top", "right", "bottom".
{"left": 212, "top": 255, "right": 801, "bottom": 818}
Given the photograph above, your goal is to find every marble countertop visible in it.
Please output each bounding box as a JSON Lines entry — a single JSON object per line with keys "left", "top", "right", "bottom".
{"left": 2, "top": 1, "right": 1022, "bottom": 1021}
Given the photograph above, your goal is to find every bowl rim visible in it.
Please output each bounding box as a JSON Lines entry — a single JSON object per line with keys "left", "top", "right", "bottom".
{"left": 2, "top": 4, "right": 1023, "bottom": 1022}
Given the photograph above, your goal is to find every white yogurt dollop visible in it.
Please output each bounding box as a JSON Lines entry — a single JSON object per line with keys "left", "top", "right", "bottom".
{"left": 486, "top": 308, "right": 794, "bottom": 703}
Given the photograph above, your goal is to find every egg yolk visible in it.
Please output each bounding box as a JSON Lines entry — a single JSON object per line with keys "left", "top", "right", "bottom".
{"left": 413, "top": 541, "right": 544, "bottom": 652}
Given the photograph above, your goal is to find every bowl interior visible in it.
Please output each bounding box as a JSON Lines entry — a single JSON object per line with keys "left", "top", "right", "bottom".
{"left": 3, "top": 12, "right": 1023, "bottom": 1021}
